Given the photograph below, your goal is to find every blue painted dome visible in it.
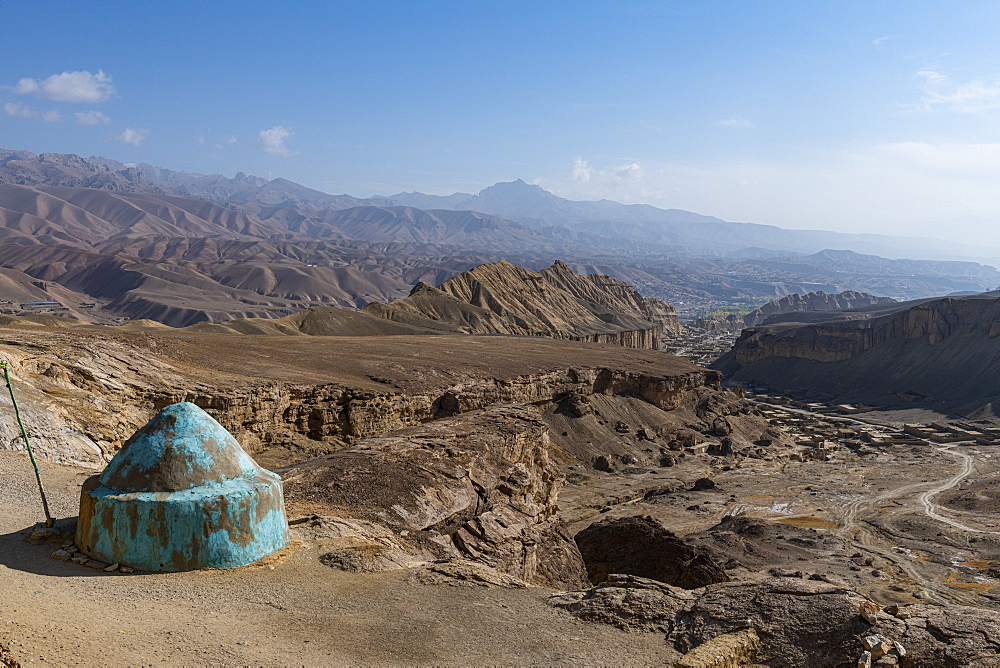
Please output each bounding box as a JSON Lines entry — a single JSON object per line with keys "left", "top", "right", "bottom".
{"left": 101, "top": 402, "right": 258, "bottom": 492}
{"left": 76, "top": 402, "right": 289, "bottom": 571}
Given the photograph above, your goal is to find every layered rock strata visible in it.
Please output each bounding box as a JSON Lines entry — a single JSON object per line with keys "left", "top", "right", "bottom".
{"left": 715, "top": 293, "right": 1000, "bottom": 412}
{"left": 742, "top": 290, "right": 896, "bottom": 327}
{"left": 279, "top": 404, "right": 589, "bottom": 588}
{"left": 363, "top": 260, "right": 679, "bottom": 349}
{"left": 550, "top": 574, "right": 1000, "bottom": 667}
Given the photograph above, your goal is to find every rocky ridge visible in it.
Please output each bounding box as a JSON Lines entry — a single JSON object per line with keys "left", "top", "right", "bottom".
{"left": 715, "top": 292, "right": 1000, "bottom": 413}
{"left": 550, "top": 574, "right": 1000, "bottom": 667}
{"left": 363, "top": 260, "right": 680, "bottom": 349}
{"left": 742, "top": 290, "right": 898, "bottom": 327}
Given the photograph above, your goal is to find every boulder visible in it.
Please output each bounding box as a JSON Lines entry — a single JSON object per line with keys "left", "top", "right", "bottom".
{"left": 574, "top": 516, "right": 729, "bottom": 589}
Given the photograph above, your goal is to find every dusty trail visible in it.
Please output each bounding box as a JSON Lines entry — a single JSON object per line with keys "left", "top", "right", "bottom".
{"left": 919, "top": 446, "right": 1000, "bottom": 535}
{"left": 832, "top": 442, "right": 997, "bottom": 605}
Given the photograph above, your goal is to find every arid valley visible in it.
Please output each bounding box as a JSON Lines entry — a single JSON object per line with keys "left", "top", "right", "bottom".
{"left": 6, "top": 4, "right": 1000, "bottom": 665}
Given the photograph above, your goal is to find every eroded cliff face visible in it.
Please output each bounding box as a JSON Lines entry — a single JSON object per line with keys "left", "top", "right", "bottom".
{"left": 279, "top": 404, "right": 590, "bottom": 589}
{"left": 715, "top": 294, "right": 1000, "bottom": 410}
{"left": 726, "top": 295, "right": 1000, "bottom": 367}
{"left": 0, "top": 328, "right": 718, "bottom": 467}
{"left": 742, "top": 290, "right": 897, "bottom": 328}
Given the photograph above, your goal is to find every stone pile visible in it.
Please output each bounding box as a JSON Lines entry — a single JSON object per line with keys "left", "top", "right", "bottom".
{"left": 49, "top": 541, "right": 134, "bottom": 573}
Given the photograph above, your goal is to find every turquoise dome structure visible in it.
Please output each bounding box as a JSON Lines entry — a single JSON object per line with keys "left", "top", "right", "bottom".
{"left": 76, "top": 402, "right": 289, "bottom": 571}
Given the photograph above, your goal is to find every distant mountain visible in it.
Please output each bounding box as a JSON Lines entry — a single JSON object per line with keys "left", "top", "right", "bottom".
{"left": 392, "top": 179, "right": 724, "bottom": 229}
{"left": 391, "top": 179, "right": 1000, "bottom": 263}
{"left": 3, "top": 147, "right": 999, "bottom": 323}
{"left": 0, "top": 149, "right": 164, "bottom": 193}
{"left": 3, "top": 149, "right": 395, "bottom": 211}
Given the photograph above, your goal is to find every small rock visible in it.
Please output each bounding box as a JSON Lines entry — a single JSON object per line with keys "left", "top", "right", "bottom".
{"left": 71, "top": 554, "right": 88, "bottom": 564}
{"left": 119, "top": 566, "right": 134, "bottom": 574}
{"left": 859, "top": 600, "right": 880, "bottom": 624}
{"left": 593, "top": 455, "right": 617, "bottom": 473}
{"left": 691, "top": 477, "right": 716, "bottom": 491}
{"left": 620, "top": 454, "right": 638, "bottom": 465}
{"left": 104, "top": 563, "right": 119, "bottom": 572}
{"left": 858, "top": 650, "right": 873, "bottom": 668}
{"left": 768, "top": 567, "right": 804, "bottom": 578}
{"left": 871, "top": 569, "right": 883, "bottom": 577}
{"left": 564, "top": 393, "right": 592, "bottom": 417}
{"left": 50, "top": 549, "right": 71, "bottom": 561}
{"left": 892, "top": 641, "right": 906, "bottom": 657}
{"left": 874, "top": 657, "right": 897, "bottom": 666}
{"left": 872, "top": 640, "right": 892, "bottom": 658}
{"left": 862, "top": 635, "right": 883, "bottom": 651}
{"left": 85, "top": 559, "right": 109, "bottom": 570}
{"left": 614, "top": 421, "right": 630, "bottom": 434}
{"left": 28, "top": 526, "right": 61, "bottom": 544}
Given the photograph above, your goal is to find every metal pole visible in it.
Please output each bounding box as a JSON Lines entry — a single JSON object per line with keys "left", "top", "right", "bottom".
{"left": 1, "top": 360, "right": 54, "bottom": 527}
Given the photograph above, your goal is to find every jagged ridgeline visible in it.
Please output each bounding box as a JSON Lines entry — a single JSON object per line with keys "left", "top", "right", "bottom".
{"left": 171, "top": 260, "right": 680, "bottom": 348}
{"left": 361, "top": 260, "right": 680, "bottom": 348}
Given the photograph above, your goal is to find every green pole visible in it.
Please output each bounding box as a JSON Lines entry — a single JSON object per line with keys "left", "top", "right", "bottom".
{"left": 1, "top": 360, "right": 54, "bottom": 527}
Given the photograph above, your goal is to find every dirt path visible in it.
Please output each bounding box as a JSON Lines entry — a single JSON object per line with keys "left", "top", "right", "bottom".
{"left": 918, "top": 446, "right": 1000, "bottom": 536}
{"left": 830, "top": 442, "right": 998, "bottom": 605}
{"left": 0, "top": 452, "right": 672, "bottom": 667}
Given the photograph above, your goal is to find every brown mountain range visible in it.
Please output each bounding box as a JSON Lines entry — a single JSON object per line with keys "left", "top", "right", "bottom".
{"left": 363, "top": 260, "right": 680, "bottom": 348}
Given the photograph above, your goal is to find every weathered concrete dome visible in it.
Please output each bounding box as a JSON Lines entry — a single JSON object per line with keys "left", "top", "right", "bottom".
{"left": 76, "top": 402, "right": 289, "bottom": 571}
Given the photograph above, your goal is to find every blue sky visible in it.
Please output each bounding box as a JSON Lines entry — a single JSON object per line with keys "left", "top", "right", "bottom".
{"left": 3, "top": 1, "right": 1000, "bottom": 244}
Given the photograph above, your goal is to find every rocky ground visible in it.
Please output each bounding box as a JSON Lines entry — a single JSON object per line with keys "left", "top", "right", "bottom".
{"left": 4, "top": 324, "right": 1000, "bottom": 664}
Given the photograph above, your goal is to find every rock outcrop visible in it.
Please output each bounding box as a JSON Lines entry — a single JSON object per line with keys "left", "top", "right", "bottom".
{"left": 0, "top": 328, "right": 715, "bottom": 466}
{"left": 279, "top": 404, "right": 590, "bottom": 589}
{"left": 575, "top": 516, "right": 729, "bottom": 588}
{"left": 550, "top": 574, "right": 1000, "bottom": 666}
{"left": 363, "top": 260, "right": 679, "bottom": 349}
{"left": 742, "top": 290, "right": 896, "bottom": 327}
{"left": 715, "top": 293, "right": 1000, "bottom": 413}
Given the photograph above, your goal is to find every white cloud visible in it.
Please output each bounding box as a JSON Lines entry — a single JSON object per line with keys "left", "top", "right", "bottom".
{"left": 75, "top": 110, "right": 111, "bottom": 126}
{"left": 13, "top": 69, "right": 115, "bottom": 103}
{"left": 113, "top": 127, "right": 149, "bottom": 146}
{"left": 912, "top": 69, "right": 1000, "bottom": 113}
{"left": 571, "top": 157, "right": 591, "bottom": 182}
{"left": 614, "top": 162, "right": 642, "bottom": 182}
{"left": 566, "top": 158, "right": 643, "bottom": 195}
{"left": 872, "top": 36, "right": 890, "bottom": 47}
{"left": 719, "top": 116, "right": 753, "bottom": 128}
{"left": 258, "top": 125, "right": 293, "bottom": 156}
{"left": 214, "top": 135, "right": 238, "bottom": 149}
{"left": 42, "top": 110, "right": 64, "bottom": 123}
{"left": 3, "top": 101, "right": 36, "bottom": 118}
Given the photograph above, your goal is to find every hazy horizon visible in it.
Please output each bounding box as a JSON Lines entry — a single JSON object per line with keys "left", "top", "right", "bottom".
{"left": 4, "top": 1, "right": 1000, "bottom": 245}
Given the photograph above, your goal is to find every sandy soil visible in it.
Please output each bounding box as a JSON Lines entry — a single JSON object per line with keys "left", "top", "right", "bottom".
{"left": 0, "top": 452, "right": 674, "bottom": 667}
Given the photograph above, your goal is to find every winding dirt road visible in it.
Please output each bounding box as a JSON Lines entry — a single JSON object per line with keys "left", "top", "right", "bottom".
{"left": 834, "top": 442, "right": 998, "bottom": 605}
